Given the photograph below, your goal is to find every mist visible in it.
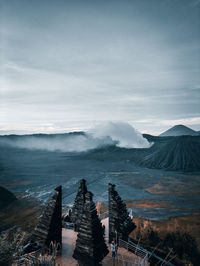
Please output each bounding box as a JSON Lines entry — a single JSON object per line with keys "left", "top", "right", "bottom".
{"left": 89, "top": 122, "right": 151, "bottom": 149}
{"left": 0, "top": 122, "right": 151, "bottom": 152}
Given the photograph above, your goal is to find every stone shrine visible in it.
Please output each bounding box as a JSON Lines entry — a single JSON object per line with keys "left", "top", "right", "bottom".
{"left": 71, "top": 179, "right": 88, "bottom": 231}
{"left": 25, "top": 186, "right": 62, "bottom": 253}
{"left": 73, "top": 191, "right": 109, "bottom": 266}
{"left": 108, "top": 183, "right": 136, "bottom": 243}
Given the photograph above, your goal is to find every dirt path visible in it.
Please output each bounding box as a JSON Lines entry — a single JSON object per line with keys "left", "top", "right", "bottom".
{"left": 56, "top": 228, "right": 77, "bottom": 266}
{"left": 57, "top": 219, "right": 141, "bottom": 265}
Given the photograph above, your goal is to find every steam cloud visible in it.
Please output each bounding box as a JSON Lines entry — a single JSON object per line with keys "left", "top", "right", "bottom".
{"left": 0, "top": 122, "right": 151, "bottom": 152}
{"left": 89, "top": 122, "right": 150, "bottom": 148}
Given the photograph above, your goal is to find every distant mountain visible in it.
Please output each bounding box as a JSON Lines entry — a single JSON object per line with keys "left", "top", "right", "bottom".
{"left": 140, "top": 136, "right": 200, "bottom": 171}
{"left": 84, "top": 135, "right": 200, "bottom": 172}
{"left": 0, "top": 187, "right": 17, "bottom": 209}
{"left": 0, "top": 132, "right": 200, "bottom": 173}
{"left": 160, "top": 125, "right": 198, "bottom": 137}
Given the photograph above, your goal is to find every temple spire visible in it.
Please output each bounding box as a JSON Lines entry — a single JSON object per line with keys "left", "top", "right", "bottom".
{"left": 71, "top": 179, "right": 87, "bottom": 231}
{"left": 25, "top": 186, "right": 62, "bottom": 253}
{"left": 109, "top": 183, "right": 136, "bottom": 243}
{"left": 73, "top": 191, "right": 109, "bottom": 266}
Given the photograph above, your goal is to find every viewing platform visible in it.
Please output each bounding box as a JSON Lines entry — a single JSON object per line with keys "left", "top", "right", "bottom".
{"left": 56, "top": 218, "right": 144, "bottom": 266}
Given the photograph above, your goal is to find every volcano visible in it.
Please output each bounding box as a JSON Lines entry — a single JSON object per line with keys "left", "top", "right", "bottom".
{"left": 160, "top": 125, "right": 198, "bottom": 137}
{"left": 140, "top": 136, "right": 200, "bottom": 171}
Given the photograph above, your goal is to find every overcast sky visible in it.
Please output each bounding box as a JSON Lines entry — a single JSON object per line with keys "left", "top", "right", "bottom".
{"left": 0, "top": 0, "right": 200, "bottom": 135}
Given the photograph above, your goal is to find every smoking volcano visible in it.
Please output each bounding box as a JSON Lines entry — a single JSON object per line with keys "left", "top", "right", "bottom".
{"left": 0, "top": 122, "right": 151, "bottom": 152}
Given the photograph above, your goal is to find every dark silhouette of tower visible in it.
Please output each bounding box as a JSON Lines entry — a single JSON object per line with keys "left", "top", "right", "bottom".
{"left": 73, "top": 191, "right": 109, "bottom": 266}
{"left": 25, "top": 186, "right": 62, "bottom": 253}
{"left": 109, "top": 183, "right": 136, "bottom": 243}
{"left": 71, "top": 179, "right": 87, "bottom": 231}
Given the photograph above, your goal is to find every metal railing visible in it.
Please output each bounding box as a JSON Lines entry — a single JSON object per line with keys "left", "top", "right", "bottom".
{"left": 99, "top": 214, "right": 174, "bottom": 265}
{"left": 122, "top": 239, "right": 175, "bottom": 266}
{"left": 119, "top": 239, "right": 148, "bottom": 259}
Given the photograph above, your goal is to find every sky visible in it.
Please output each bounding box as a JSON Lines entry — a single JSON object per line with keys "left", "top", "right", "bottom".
{"left": 0, "top": 0, "right": 200, "bottom": 135}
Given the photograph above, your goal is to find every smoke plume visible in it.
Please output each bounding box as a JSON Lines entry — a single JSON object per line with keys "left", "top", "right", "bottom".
{"left": 0, "top": 122, "right": 151, "bottom": 152}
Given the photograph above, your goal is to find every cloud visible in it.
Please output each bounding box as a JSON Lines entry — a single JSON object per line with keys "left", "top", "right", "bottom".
{"left": 89, "top": 121, "right": 151, "bottom": 148}
{"left": 161, "top": 117, "right": 200, "bottom": 127}
{"left": 1, "top": 0, "right": 200, "bottom": 134}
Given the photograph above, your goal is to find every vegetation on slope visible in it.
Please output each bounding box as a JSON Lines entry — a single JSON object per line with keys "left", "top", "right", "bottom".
{"left": 130, "top": 217, "right": 200, "bottom": 265}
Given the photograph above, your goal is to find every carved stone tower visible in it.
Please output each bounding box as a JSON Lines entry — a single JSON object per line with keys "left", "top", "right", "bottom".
{"left": 71, "top": 179, "right": 87, "bottom": 231}
{"left": 30, "top": 185, "right": 62, "bottom": 250}
{"left": 109, "top": 183, "right": 136, "bottom": 243}
{"left": 73, "top": 191, "right": 109, "bottom": 266}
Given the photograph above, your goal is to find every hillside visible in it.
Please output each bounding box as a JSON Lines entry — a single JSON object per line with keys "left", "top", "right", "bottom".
{"left": 84, "top": 135, "right": 200, "bottom": 172}
{"left": 140, "top": 136, "right": 200, "bottom": 171}
{"left": 0, "top": 187, "right": 17, "bottom": 209}
{"left": 0, "top": 197, "right": 41, "bottom": 233}
{"left": 160, "top": 125, "right": 198, "bottom": 137}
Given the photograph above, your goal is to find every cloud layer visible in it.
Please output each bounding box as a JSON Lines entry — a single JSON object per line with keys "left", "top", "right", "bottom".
{"left": 1, "top": 0, "right": 200, "bottom": 134}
